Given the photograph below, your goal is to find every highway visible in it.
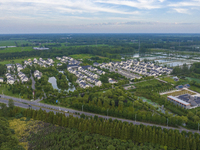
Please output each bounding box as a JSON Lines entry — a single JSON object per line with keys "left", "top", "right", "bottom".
{"left": 0, "top": 94, "right": 199, "bottom": 134}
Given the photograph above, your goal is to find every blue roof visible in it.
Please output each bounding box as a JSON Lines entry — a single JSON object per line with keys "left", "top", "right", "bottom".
{"left": 178, "top": 85, "right": 184, "bottom": 88}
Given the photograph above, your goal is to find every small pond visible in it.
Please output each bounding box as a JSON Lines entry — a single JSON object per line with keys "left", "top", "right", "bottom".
{"left": 48, "top": 71, "right": 76, "bottom": 92}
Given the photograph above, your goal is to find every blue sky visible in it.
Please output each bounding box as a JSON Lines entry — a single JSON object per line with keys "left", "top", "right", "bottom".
{"left": 0, "top": 0, "right": 200, "bottom": 33}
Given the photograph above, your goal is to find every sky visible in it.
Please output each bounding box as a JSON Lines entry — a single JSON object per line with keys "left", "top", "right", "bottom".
{"left": 0, "top": 0, "right": 200, "bottom": 33}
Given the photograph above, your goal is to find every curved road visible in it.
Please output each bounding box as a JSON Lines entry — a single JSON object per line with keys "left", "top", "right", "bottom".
{"left": 0, "top": 94, "right": 199, "bottom": 134}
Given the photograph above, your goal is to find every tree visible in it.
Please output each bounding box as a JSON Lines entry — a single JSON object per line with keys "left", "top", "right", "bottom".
{"left": 8, "top": 99, "right": 14, "bottom": 110}
{"left": 107, "top": 145, "right": 115, "bottom": 150}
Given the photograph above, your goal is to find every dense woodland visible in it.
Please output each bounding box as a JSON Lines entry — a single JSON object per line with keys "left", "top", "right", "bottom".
{"left": 1, "top": 103, "right": 200, "bottom": 150}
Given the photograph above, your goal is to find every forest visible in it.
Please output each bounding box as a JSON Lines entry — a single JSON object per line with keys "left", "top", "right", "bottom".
{"left": 1, "top": 102, "right": 200, "bottom": 150}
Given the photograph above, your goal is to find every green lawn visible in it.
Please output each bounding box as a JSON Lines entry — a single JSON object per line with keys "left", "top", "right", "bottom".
{"left": 0, "top": 57, "right": 39, "bottom": 65}
{"left": 0, "top": 46, "right": 33, "bottom": 53}
{"left": 0, "top": 40, "right": 16, "bottom": 46}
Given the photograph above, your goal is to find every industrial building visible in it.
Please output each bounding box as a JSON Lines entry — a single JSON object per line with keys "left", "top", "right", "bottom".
{"left": 167, "top": 96, "right": 191, "bottom": 109}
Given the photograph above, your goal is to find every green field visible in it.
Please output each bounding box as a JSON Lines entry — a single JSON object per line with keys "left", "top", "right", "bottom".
{"left": 160, "top": 76, "right": 176, "bottom": 84}
{"left": 186, "top": 77, "right": 200, "bottom": 83}
{"left": 16, "top": 40, "right": 32, "bottom": 46}
{"left": 70, "top": 54, "right": 96, "bottom": 60}
{"left": 70, "top": 54, "right": 108, "bottom": 60}
{"left": 0, "top": 57, "right": 39, "bottom": 65}
{"left": 0, "top": 46, "right": 33, "bottom": 53}
{"left": 189, "top": 85, "right": 200, "bottom": 93}
{"left": 0, "top": 40, "right": 16, "bottom": 46}
{"left": 0, "top": 85, "right": 19, "bottom": 98}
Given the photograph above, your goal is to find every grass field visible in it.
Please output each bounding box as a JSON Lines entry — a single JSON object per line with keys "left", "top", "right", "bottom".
{"left": 70, "top": 54, "right": 107, "bottom": 60}
{"left": 186, "top": 77, "right": 200, "bottom": 84}
{"left": 0, "top": 40, "right": 16, "bottom": 46}
{"left": 0, "top": 46, "right": 33, "bottom": 53}
{"left": 70, "top": 54, "right": 96, "bottom": 60}
{"left": 160, "top": 77, "right": 176, "bottom": 84}
{"left": 0, "top": 57, "right": 39, "bottom": 65}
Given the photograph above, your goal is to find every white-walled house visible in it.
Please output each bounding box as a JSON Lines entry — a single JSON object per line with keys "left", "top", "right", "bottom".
{"left": 0, "top": 77, "right": 4, "bottom": 83}
{"left": 95, "top": 79, "right": 102, "bottom": 86}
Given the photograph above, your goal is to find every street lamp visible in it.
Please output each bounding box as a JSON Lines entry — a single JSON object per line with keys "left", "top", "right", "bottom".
{"left": 2, "top": 90, "right": 4, "bottom": 98}
{"left": 82, "top": 105, "right": 84, "bottom": 112}
{"left": 135, "top": 114, "right": 137, "bottom": 123}
{"left": 107, "top": 109, "right": 109, "bottom": 118}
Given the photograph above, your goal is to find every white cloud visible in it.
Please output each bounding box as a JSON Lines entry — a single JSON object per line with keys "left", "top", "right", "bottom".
{"left": 0, "top": 0, "right": 139, "bottom": 16}
{"left": 173, "top": 8, "right": 189, "bottom": 14}
{"left": 169, "top": 0, "right": 200, "bottom": 7}
{"left": 95, "top": 0, "right": 163, "bottom": 9}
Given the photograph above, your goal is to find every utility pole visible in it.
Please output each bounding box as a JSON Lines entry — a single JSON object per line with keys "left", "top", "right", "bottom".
{"left": 82, "top": 105, "right": 84, "bottom": 112}
{"left": 167, "top": 118, "right": 168, "bottom": 128}
{"left": 107, "top": 109, "right": 109, "bottom": 118}
{"left": 198, "top": 123, "right": 199, "bottom": 133}
{"left": 138, "top": 39, "right": 140, "bottom": 56}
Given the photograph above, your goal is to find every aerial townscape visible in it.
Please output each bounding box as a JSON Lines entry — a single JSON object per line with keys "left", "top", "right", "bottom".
{"left": 1, "top": 34, "right": 200, "bottom": 150}
{"left": 1, "top": 0, "right": 200, "bottom": 149}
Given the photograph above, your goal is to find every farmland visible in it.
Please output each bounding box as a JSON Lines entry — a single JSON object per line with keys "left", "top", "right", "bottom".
{"left": 0, "top": 40, "right": 16, "bottom": 46}
{"left": 0, "top": 46, "right": 33, "bottom": 53}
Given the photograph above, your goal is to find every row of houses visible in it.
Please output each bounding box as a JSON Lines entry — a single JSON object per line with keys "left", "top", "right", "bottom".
{"left": 57, "top": 56, "right": 81, "bottom": 65}
{"left": 87, "top": 66, "right": 106, "bottom": 75}
{"left": 78, "top": 66, "right": 99, "bottom": 79}
{"left": 95, "top": 60, "right": 173, "bottom": 77}
{"left": 27, "top": 58, "right": 54, "bottom": 68}
{"left": 16, "top": 63, "right": 24, "bottom": 72}
{"left": 5, "top": 73, "right": 15, "bottom": 84}
{"left": 33, "top": 70, "right": 42, "bottom": 80}
{"left": 68, "top": 67, "right": 102, "bottom": 88}
{"left": 18, "top": 72, "right": 28, "bottom": 83}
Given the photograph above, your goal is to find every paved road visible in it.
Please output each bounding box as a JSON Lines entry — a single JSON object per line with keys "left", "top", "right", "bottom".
{"left": 0, "top": 98, "right": 79, "bottom": 117}
{"left": 0, "top": 96, "right": 199, "bottom": 134}
{"left": 30, "top": 75, "right": 35, "bottom": 90}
